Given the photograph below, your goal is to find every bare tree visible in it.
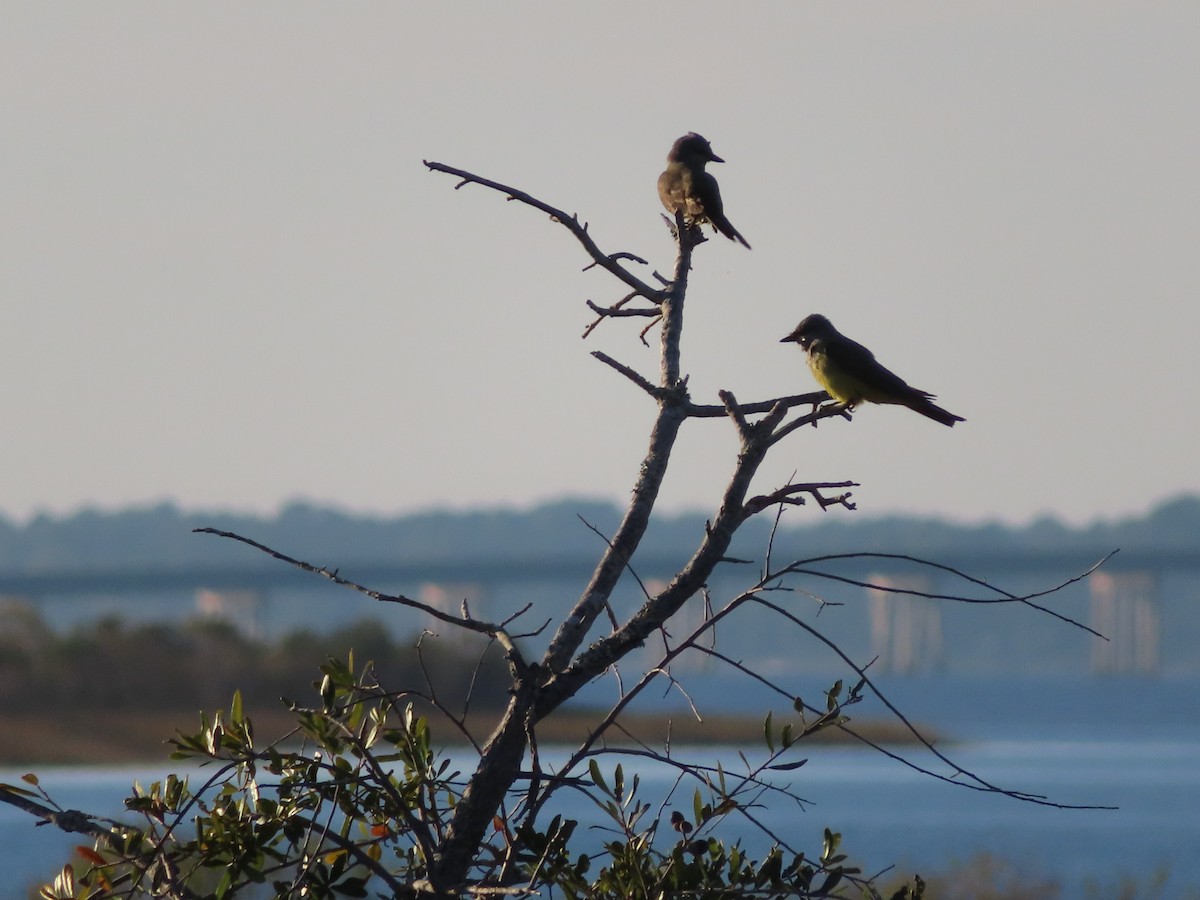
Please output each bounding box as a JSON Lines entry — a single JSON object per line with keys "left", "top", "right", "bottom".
{"left": 7, "top": 159, "right": 1109, "bottom": 900}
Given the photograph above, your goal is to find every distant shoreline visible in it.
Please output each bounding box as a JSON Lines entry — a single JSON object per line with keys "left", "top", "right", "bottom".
{"left": 1, "top": 707, "right": 932, "bottom": 767}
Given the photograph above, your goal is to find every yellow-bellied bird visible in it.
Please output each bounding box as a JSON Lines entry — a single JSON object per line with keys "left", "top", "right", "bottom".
{"left": 657, "top": 132, "right": 750, "bottom": 248}
{"left": 780, "top": 314, "right": 964, "bottom": 427}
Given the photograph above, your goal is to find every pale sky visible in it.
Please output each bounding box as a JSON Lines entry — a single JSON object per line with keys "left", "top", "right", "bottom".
{"left": 3, "top": 3, "right": 1198, "bottom": 526}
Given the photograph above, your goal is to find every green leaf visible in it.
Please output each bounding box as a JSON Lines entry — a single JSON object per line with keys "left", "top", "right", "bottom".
{"left": 763, "top": 711, "right": 774, "bottom": 753}
{"left": 53, "top": 863, "right": 75, "bottom": 896}
{"left": 588, "top": 759, "right": 608, "bottom": 795}
{"left": 815, "top": 868, "right": 844, "bottom": 895}
{"left": 826, "top": 679, "right": 843, "bottom": 712}
{"left": 849, "top": 676, "right": 867, "bottom": 701}
{"left": 822, "top": 827, "right": 842, "bottom": 861}
{"left": 208, "top": 722, "right": 223, "bottom": 754}
{"left": 214, "top": 865, "right": 234, "bottom": 900}
{"left": 333, "top": 875, "right": 368, "bottom": 897}
{"left": 767, "top": 759, "right": 808, "bottom": 771}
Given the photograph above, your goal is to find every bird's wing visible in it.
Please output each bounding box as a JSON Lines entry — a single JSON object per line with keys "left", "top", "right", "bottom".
{"left": 825, "top": 335, "right": 931, "bottom": 401}
{"left": 695, "top": 171, "right": 725, "bottom": 219}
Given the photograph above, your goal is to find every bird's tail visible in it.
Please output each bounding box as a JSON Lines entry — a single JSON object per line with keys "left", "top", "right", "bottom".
{"left": 712, "top": 214, "right": 751, "bottom": 249}
{"left": 909, "top": 398, "right": 965, "bottom": 427}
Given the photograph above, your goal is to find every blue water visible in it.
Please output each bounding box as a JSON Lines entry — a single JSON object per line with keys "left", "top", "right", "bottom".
{"left": 4, "top": 732, "right": 1198, "bottom": 899}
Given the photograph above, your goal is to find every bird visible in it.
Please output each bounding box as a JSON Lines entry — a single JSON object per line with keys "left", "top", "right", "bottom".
{"left": 657, "top": 132, "right": 750, "bottom": 248}
{"left": 780, "top": 314, "right": 965, "bottom": 427}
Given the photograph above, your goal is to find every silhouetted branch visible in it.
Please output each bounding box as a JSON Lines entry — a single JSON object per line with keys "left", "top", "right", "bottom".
{"left": 537, "top": 391, "right": 817, "bottom": 712}
{"left": 590, "top": 350, "right": 659, "bottom": 397}
{"left": 193, "top": 527, "right": 529, "bottom": 655}
{"left": 744, "top": 482, "right": 859, "bottom": 516}
{"left": 748, "top": 594, "right": 1114, "bottom": 810}
{"left": 563, "top": 542, "right": 1117, "bottom": 818}
{"left": 0, "top": 786, "right": 116, "bottom": 841}
{"left": 774, "top": 550, "right": 1114, "bottom": 639}
{"left": 540, "top": 232, "right": 696, "bottom": 676}
{"left": 429, "top": 180, "right": 704, "bottom": 889}
{"left": 425, "top": 160, "right": 664, "bottom": 304}
{"left": 683, "top": 390, "right": 830, "bottom": 418}
{"left": 582, "top": 295, "right": 661, "bottom": 340}
{"left": 769, "top": 401, "right": 855, "bottom": 444}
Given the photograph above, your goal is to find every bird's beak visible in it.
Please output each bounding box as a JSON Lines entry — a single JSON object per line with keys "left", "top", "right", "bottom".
{"left": 709, "top": 153, "right": 725, "bottom": 163}
{"left": 780, "top": 333, "right": 797, "bottom": 343}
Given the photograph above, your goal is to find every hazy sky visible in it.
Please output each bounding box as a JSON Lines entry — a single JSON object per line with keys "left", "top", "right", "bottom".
{"left": 3, "top": 3, "right": 1197, "bottom": 526}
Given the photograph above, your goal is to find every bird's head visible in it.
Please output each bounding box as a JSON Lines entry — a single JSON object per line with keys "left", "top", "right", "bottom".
{"left": 780, "top": 314, "right": 835, "bottom": 351}
{"left": 668, "top": 132, "right": 725, "bottom": 165}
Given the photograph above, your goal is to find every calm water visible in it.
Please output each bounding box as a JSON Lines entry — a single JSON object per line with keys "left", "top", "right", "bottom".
{"left": 4, "top": 733, "right": 1198, "bottom": 899}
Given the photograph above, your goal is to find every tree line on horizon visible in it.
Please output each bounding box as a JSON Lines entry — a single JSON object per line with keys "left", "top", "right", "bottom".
{"left": 1, "top": 493, "right": 1197, "bottom": 573}
{"left": 0, "top": 605, "right": 509, "bottom": 716}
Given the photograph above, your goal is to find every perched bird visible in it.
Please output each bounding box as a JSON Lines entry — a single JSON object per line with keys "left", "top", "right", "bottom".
{"left": 657, "top": 132, "right": 750, "bottom": 248}
{"left": 780, "top": 314, "right": 965, "bottom": 427}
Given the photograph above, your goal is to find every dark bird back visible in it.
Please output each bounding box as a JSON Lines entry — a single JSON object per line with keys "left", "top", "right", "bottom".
{"left": 657, "top": 132, "right": 750, "bottom": 248}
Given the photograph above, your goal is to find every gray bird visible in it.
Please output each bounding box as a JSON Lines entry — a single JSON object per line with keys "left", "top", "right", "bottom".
{"left": 780, "top": 314, "right": 965, "bottom": 427}
{"left": 657, "top": 133, "right": 750, "bottom": 248}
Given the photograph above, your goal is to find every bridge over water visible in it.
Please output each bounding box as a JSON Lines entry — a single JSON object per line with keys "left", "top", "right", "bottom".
{"left": 2, "top": 546, "right": 1194, "bottom": 598}
{"left": 3, "top": 547, "right": 1197, "bottom": 676}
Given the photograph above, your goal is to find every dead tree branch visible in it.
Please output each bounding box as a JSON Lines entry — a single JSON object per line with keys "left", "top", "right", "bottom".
{"left": 193, "top": 527, "right": 529, "bottom": 657}
{"left": 431, "top": 208, "right": 704, "bottom": 888}
{"left": 0, "top": 786, "right": 117, "bottom": 841}
{"left": 424, "top": 160, "right": 664, "bottom": 305}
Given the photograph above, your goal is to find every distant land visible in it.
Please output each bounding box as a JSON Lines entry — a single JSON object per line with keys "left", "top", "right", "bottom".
{"left": 4, "top": 495, "right": 1199, "bottom": 737}
{"left": 1, "top": 493, "right": 1199, "bottom": 574}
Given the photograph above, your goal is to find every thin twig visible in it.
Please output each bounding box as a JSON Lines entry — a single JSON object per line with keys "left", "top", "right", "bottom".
{"left": 748, "top": 595, "right": 1114, "bottom": 809}
{"left": 773, "top": 551, "right": 1114, "bottom": 638}
{"left": 193, "top": 528, "right": 527, "bottom": 652}
{"left": 582, "top": 297, "right": 662, "bottom": 339}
